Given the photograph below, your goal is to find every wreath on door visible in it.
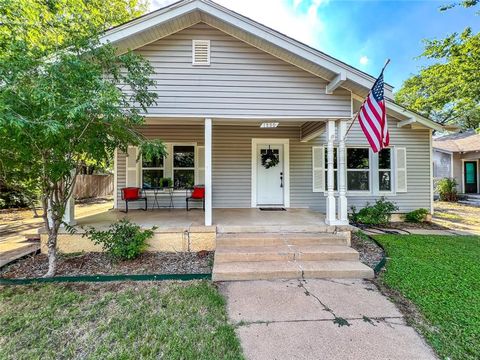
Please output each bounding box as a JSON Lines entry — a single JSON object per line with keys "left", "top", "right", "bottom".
{"left": 261, "top": 146, "right": 279, "bottom": 169}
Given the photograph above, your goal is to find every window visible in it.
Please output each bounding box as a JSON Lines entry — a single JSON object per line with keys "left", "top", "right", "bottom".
{"left": 378, "top": 148, "right": 392, "bottom": 192}
{"left": 173, "top": 145, "right": 195, "bottom": 189}
{"left": 324, "top": 147, "right": 338, "bottom": 191}
{"left": 142, "top": 154, "right": 164, "bottom": 189}
{"left": 347, "top": 148, "right": 370, "bottom": 191}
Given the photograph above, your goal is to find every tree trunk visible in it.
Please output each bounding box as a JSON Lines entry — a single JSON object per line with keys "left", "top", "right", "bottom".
{"left": 44, "top": 229, "right": 58, "bottom": 277}
{"left": 30, "top": 201, "right": 40, "bottom": 218}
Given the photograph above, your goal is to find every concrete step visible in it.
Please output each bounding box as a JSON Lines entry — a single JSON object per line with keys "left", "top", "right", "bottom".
{"left": 216, "top": 232, "right": 349, "bottom": 247}
{"left": 215, "top": 245, "right": 359, "bottom": 263}
{"left": 212, "top": 260, "right": 374, "bottom": 281}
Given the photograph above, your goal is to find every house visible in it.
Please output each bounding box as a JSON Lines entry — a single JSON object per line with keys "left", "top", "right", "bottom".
{"left": 433, "top": 130, "right": 480, "bottom": 194}
{"left": 50, "top": 0, "right": 446, "bottom": 280}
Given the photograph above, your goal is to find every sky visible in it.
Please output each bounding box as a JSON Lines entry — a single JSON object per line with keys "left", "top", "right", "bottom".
{"left": 150, "top": 0, "right": 479, "bottom": 91}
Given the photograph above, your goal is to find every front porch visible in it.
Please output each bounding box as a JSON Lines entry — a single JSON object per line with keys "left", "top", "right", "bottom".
{"left": 72, "top": 207, "right": 330, "bottom": 232}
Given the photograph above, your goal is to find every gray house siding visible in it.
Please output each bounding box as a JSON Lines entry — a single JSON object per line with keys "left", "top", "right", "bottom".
{"left": 116, "top": 119, "right": 432, "bottom": 213}
{"left": 133, "top": 23, "right": 352, "bottom": 118}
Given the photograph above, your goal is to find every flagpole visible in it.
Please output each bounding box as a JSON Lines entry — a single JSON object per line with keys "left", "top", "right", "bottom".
{"left": 344, "top": 58, "right": 391, "bottom": 139}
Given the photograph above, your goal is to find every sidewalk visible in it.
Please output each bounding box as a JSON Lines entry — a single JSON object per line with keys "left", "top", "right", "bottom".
{"left": 220, "top": 279, "right": 436, "bottom": 360}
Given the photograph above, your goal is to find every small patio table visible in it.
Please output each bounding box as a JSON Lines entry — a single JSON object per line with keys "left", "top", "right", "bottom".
{"left": 145, "top": 187, "right": 175, "bottom": 210}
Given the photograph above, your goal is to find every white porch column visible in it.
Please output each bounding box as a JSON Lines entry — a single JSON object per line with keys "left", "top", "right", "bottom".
{"left": 62, "top": 194, "right": 76, "bottom": 226}
{"left": 337, "top": 120, "right": 348, "bottom": 225}
{"left": 325, "top": 120, "right": 336, "bottom": 225}
{"left": 204, "top": 118, "right": 212, "bottom": 226}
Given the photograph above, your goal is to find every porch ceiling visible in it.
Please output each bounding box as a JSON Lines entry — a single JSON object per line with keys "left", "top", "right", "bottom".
{"left": 144, "top": 117, "right": 327, "bottom": 127}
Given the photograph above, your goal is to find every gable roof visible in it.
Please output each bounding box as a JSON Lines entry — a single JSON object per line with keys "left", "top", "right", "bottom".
{"left": 433, "top": 130, "right": 480, "bottom": 153}
{"left": 101, "top": 0, "right": 444, "bottom": 131}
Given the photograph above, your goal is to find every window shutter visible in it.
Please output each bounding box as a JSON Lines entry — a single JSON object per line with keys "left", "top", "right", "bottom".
{"left": 396, "top": 147, "right": 407, "bottom": 193}
{"left": 126, "top": 146, "right": 140, "bottom": 187}
{"left": 312, "top": 146, "right": 325, "bottom": 192}
{"left": 196, "top": 146, "right": 205, "bottom": 185}
{"left": 192, "top": 40, "right": 210, "bottom": 65}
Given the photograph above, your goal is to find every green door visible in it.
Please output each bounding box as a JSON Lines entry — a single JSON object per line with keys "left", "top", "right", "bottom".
{"left": 464, "top": 161, "right": 478, "bottom": 193}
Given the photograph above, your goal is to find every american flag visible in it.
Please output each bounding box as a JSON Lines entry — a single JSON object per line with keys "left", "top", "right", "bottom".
{"left": 357, "top": 73, "right": 389, "bottom": 153}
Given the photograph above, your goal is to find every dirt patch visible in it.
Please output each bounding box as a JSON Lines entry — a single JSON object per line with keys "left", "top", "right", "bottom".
{"left": 1, "top": 251, "right": 213, "bottom": 279}
{"left": 433, "top": 201, "right": 480, "bottom": 234}
{"left": 385, "top": 221, "right": 447, "bottom": 230}
{"left": 350, "top": 232, "right": 384, "bottom": 270}
{"left": 369, "top": 276, "right": 438, "bottom": 339}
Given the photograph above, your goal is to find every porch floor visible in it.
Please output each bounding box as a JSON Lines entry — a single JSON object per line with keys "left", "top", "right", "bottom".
{"left": 72, "top": 208, "right": 327, "bottom": 231}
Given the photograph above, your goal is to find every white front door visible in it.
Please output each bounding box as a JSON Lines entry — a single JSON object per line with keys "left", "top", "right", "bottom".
{"left": 256, "top": 144, "right": 284, "bottom": 205}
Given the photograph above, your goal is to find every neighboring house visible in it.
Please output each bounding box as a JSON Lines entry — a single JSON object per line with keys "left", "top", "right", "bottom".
{"left": 433, "top": 130, "right": 480, "bottom": 194}
{"left": 64, "top": 0, "right": 444, "bottom": 227}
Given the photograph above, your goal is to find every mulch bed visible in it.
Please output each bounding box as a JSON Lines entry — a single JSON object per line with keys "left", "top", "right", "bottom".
{"left": 0, "top": 251, "right": 214, "bottom": 279}
{"left": 350, "top": 232, "right": 384, "bottom": 270}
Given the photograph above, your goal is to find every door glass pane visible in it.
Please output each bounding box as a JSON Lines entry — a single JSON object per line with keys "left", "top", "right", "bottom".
{"left": 173, "top": 146, "right": 195, "bottom": 168}
{"left": 466, "top": 163, "right": 475, "bottom": 184}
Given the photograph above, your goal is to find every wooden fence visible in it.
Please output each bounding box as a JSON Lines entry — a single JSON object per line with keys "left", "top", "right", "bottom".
{"left": 74, "top": 175, "right": 113, "bottom": 199}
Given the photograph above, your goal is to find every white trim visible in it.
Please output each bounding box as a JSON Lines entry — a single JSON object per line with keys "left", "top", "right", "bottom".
{"left": 397, "top": 118, "right": 415, "bottom": 128}
{"left": 325, "top": 71, "right": 347, "bottom": 94}
{"left": 142, "top": 113, "right": 351, "bottom": 120}
{"left": 204, "top": 118, "right": 212, "bottom": 226}
{"left": 113, "top": 148, "right": 118, "bottom": 209}
{"left": 461, "top": 159, "right": 480, "bottom": 194}
{"left": 251, "top": 138, "right": 290, "bottom": 208}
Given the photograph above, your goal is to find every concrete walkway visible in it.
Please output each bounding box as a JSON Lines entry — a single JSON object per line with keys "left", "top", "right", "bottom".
{"left": 220, "top": 279, "right": 437, "bottom": 360}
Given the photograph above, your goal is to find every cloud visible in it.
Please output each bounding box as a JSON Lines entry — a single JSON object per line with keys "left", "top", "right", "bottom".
{"left": 359, "top": 56, "right": 369, "bottom": 66}
{"left": 149, "top": 0, "right": 327, "bottom": 47}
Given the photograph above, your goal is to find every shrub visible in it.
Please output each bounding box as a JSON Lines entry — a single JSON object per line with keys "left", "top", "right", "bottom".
{"left": 404, "top": 208, "right": 429, "bottom": 223}
{"left": 436, "top": 177, "right": 458, "bottom": 202}
{"left": 83, "top": 219, "right": 155, "bottom": 261}
{"left": 350, "top": 197, "right": 398, "bottom": 226}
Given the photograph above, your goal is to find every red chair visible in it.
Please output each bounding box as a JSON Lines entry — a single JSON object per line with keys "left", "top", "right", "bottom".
{"left": 121, "top": 187, "right": 147, "bottom": 213}
{"left": 186, "top": 186, "right": 205, "bottom": 211}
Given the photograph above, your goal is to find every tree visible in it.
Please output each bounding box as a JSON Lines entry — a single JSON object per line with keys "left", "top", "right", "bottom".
{"left": 395, "top": 5, "right": 480, "bottom": 130}
{"left": 0, "top": 0, "right": 149, "bottom": 214}
{"left": 0, "top": 1, "right": 166, "bottom": 277}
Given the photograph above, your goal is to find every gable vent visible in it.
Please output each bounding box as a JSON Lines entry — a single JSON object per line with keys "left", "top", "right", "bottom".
{"left": 192, "top": 40, "right": 210, "bottom": 65}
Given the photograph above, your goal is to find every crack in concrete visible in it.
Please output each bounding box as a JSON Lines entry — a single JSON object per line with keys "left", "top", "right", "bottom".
{"left": 234, "top": 316, "right": 404, "bottom": 328}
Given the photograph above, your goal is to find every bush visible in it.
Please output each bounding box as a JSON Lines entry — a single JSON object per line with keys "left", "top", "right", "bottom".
{"left": 436, "top": 177, "right": 458, "bottom": 202}
{"left": 404, "top": 208, "right": 429, "bottom": 223}
{"left": 83, "top": 219, "right": 155, "bottom": 261}
{"left": 350, "top": 197, "right": 398, "bottom": 226}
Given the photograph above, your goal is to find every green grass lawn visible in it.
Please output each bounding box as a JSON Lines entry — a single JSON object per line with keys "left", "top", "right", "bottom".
{"left": 0, "top": 281, "right": 244, "bottom": 360}
{"left": 374, "top": 234, "right": 480, "bottom": 360}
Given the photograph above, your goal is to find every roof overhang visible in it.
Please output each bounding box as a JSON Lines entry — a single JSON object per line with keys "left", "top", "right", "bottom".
{"left": 100, "top": 0, "right": 394, "bottom": 98}
{"left": 351, "top": 94, "right": 444, "bottom": 132}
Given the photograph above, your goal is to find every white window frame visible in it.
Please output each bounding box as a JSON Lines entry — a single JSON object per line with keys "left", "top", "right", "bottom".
{"left": 346, "top": 146, "right": 372, "bottom": 195}
{"left": 141, "top": 154, "right": 165, "bottom": 189}
{"left": 172, "top": 143, "right": 196, "bottom": 190}
{"left": 375, "top": 147, "right": 395, "bottom": 196}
